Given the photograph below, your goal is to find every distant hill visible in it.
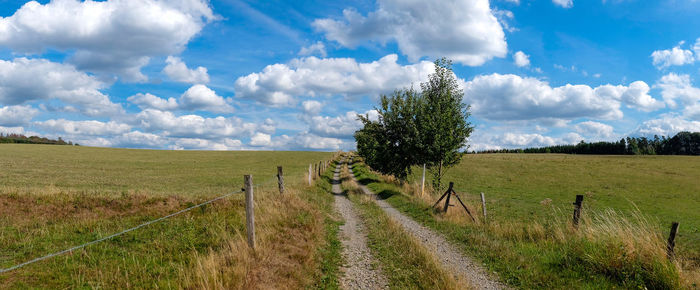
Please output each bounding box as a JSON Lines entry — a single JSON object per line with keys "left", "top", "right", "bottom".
{"left": 0, "top": 133, "right": 77, "bottom": 146}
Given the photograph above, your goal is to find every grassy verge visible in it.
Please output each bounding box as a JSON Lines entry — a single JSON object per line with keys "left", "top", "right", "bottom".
{"left": 339, "top": 163, "right": 464, "bottom": 289}
{"left": 0, "top": 145, "right": 339, "bottom": 288}
{"left": 351, "top": 158, "right": 697, "bottom": 289}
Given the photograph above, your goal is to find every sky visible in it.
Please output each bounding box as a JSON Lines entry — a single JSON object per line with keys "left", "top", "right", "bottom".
{"left": 1, "top": 0, "right": 700, "bottom": 151}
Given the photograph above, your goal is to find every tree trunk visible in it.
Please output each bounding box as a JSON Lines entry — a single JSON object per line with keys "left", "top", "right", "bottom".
{"left": 437, "top": 159, "right": 443, "bottom": 191}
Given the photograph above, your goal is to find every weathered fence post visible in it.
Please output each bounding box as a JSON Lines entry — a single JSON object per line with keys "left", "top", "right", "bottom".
{"left": 480, "top": 192, "right": 487, "bottom": 221}
{"left": 421, "top": 164, "right": 426, "bottom": 197}
{"left": 318, "top": 161, "right": 323, "bottom": 177}
{"left": 572, "top": 195, "right": 584, "bottom": 227}
{"left": 244, "top": 175, "right": 255, "bottom": 249}
{"left": 443, "top": 182, "right": 454, "bottom": 213}
{"left": 308, "top": 164, "right": 312, "bottom": 185}
{"left": 667, "top": 222, "right": 679, "bottom": 261}
{"left": 277, "top": 166, "right": 285, "bottom": 194}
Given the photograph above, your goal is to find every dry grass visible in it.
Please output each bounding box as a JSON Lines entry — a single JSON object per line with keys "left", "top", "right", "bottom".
{"left": 351, "top": 156, "right": 698, "bottom": 288}
{"left": 184, "top": 187, "right": 326, "bottom": 289}
{"left": 341, "top": 165, "right": 466, "bottom": 289}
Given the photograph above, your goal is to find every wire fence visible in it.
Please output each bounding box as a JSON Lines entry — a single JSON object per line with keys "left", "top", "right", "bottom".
{"left": 0, "top": 172, "right": 306, "bottom": 274}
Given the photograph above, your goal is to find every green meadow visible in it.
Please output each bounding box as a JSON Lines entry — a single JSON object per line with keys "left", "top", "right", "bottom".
{"left": 0, "top": 144, "right": 335, "bottom": 288}
{"left": 351, "top": 153, "right": 700, "bottom": 288}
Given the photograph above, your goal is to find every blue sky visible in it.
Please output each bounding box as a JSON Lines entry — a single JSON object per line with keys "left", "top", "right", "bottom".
{"left": 1, "top": 0, "right": 700, "bottom": 151}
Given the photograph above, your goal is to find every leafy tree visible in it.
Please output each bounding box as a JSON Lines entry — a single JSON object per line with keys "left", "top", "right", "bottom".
{"left": 355, "top": 88, "right": 421, "bottom": 179}
{"left": 417, "top": 58, "right": 474, "bottom": 190}
{"left": 354, "top": 58, "right": 474, "bottom": 188}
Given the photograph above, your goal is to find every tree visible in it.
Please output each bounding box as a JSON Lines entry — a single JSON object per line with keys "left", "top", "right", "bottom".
{"left": 354, "top": 58, "right": 474, "bottom": 188}
{"left": 416, "top": 58, "right": 474, "bottom": 190}
{"left": 355, "top": 88, "right": 421, "bottom": 179}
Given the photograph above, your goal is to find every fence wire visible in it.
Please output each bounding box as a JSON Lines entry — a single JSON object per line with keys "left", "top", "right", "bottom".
{"left": 0, "top": 168, "right": 323, "bottom": 274}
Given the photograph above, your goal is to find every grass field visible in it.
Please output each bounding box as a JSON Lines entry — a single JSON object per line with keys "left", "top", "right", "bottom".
{"left": 353, "top": 153, "right": 700, "bottom": 288}
{"left": 408, "top": 154, "right": 700, "bottom": 258}
{"left": 0, "top": 144, "right": 336, "bottom": 288}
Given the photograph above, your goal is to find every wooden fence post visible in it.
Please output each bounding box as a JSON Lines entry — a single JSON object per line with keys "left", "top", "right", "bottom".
{"left": 573, "top": 195, "right": 584, "bottom": 227}
{"left": 667, "top": 222, "right": 679, "bottom": 261}
{"left": 244, "top": 175, "right": 255, "bottom": 249}
{"left": 308, "top": 164, "right": 312, "bottom": 185}
{"left": 443, "top": 182, "right": 454, "bottom": 213}
{"left": 318, "top": 161, "right": 323, "bottom": 177}
{"left": 421, "top": 164, "right": 426, "bottom": 197}
{"left": 480, "top": 192, "right": 487, "bottom": 221}
{"left": 277, "top": 166, "right": 285, "bottom": 194}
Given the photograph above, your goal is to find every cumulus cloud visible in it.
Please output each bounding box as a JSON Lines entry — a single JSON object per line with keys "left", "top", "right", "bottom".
{"left": 35, "top": 119, "right": 131, "bottom": 136}
{"left": 309, "top": 111, "right": 363, "bottom": 138}
{"left": 302, "top": 100, "right": 323, "bottom": 116}
{"left": 170, "top": 138, "right": 243, "bottom": 150}
{"left": 594, "top": 81, "right": 664, "bottom": 111}
{"left": 0, "top": 105, "right": 38, "bottom": 126}
{"left": 180, "top": 85, "right": 233, "bottom": 113}
{"left": 655, "top": 73, "right": 700, "bottom": 110}
{"left": 127, "top": 85, "right": 232, "bottom": 113}
{"left": 575, "top": 121, "right": 615, "bottom": 140}
{"left": 127, "top": 93, "right": 179, "bottom": 111}
{"left": 312, "top": 0, "right": 507, "bottom": 66}
{"left": 250, "top": 132, "right": 272, "bottom": 147}
{"left": 234, "top": 54, "right": 434, "bottom": 106}
{"left": 135, "top": 109, "right": 257, "bottom": 139}
{"left": 298, "top": 41, "right": 327, "bottom": 57}
{"left": 463, "top": 73, "right": 663, "bottom": 122}
{"left": 633, "top": 115, "right": 700, "bottom": 137}
{"left": 271, "top": 132, "right": 348, "bottom": 151}
{"left": 0, "top": 0, "right": 215, "bottom": 81}
{"left": 0, "top": 58, "right": 123, "bottom": 116}
{"left": 651, "top": 43, "right": 695, "bottom": 69}
{"left": 552, "top": 0, "right": 573, "bottom": 8}
{"left": 163, "top": 56, "right": 210, "bottom": 84}
{"left": 513, "top": 51, "right": 530, "bottom": 67}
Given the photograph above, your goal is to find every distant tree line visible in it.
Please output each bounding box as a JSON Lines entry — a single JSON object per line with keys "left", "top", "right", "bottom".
{"left": 477, "top": 132, "right": 700, "bottom": 155}
{"left": 0, "top": 133, "right": 77, "bottom": 146}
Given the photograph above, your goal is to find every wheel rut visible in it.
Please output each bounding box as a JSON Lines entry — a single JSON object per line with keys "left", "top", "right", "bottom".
{"left": 348, "top": 163, "right": 507, "bottom": 290}
{"left": 332, "top": 160, "right": 388, "bottom": 290}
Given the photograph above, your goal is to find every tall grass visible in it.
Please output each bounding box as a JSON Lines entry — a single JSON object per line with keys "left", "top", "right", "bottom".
{"left": 350, "top": 157, "right": 698, "bottom": 288}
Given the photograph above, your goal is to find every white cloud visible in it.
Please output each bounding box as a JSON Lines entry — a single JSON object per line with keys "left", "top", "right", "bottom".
{"left": 302, "top": 100, "right": 323, "bottom": 116}
{"left": 312, "top": 0, "right": 507, "bottom": 66}
{"left": 633, "top": 115, "right": 700, "bottom": 137}
{"left": 0, "top": 58, "right": 123, "bottom": 116}
{"left": 271, "top": 132, "right": 347, "bottom": 151}
{"left": 552, "top": 0, "right": 573, "bottom": 8}
{"left": 575, "top": 121, "right": 615, "bottom": 140}
{"left": 513, "top": 51, "right": 530, "bottom": 67}
{"left": 0, "top": 0, "right": 215, "bottom": 82}
{"left": 651, "top": 43, "right": 695, "bottom": 69}
{"left": 180, "top": 85, "right": 234, "bottom": 113}
{"left": 309, "top": 111, "right": 364, "bottom": 138}
{"left": 0, "top": 126, "right": 27, "bottom": 135}
{"left": 655, "top": 73, "right": 700, "bottom": 110}
{"left": 594, "top": 81, "right": 664, "bottom": 111}
{"left": 127, "top": 93, "right": 179, "bottom": 111}
{"left": 170, "top": 138, "right": 243, "bottom": 150}
{"left": 234, "top": 54, "right": 434, "bottom": 106}
{"left": 163, "top": 56, "right": 209, "bottom": 84}
{"left": 135, "top": 109, "right": 257, "bottom": 139}
{"left": 35, "top": 119, "right": 131, "bottom": 136}
{"left": 250, "top": 132, "right": 272, "bottom": 147}
{"left": 298, "top": 41, "right": 327, "bottom": 57}
{"left": 463, "top": 73, "right": 658, "bottom": 121}
{"left": 0, "top": 105, "right": 38, "bottom": 126}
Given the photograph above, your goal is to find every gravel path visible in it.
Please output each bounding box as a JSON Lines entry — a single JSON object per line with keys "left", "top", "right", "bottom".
{"left": 349, "top": 164, "right": 507, "bottom": 290}
{"left": 333, "top": 161, "right": 388, "bottom": 290}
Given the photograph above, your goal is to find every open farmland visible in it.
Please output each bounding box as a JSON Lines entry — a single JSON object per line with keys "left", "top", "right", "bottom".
{"left": 0, "top": 144, "right": 335, "bottom": 288}
{"left": 350, "top": 153, "right": 700, "bottom": 288}
{"left": 409, "top": 154, "right": 700, "bottom": 257}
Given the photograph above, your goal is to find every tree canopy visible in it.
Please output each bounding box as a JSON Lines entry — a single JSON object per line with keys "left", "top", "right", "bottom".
{"left": 354, "top": 58, "right": 473, "bottom": 189}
